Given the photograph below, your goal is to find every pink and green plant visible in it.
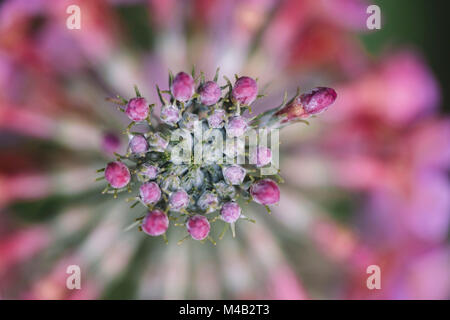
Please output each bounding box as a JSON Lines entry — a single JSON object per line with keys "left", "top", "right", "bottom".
{"left": 97, "top": 69, "right": 336, "bottom": 244}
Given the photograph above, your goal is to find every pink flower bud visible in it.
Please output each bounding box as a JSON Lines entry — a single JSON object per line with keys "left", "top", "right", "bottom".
{"left": 142, "top": 209, "right": 169, "bottom": 236}
{"left": 125, "top": 97, "right": 149, "bottom": 122}
{"left": 105, "top": 161, "right": 131, "bottom": 189}
{"left": 171, "top": 72, "right": 195, "bottom": 102}
{"left": 223, "top": 165, "right": 246, "bottom": 185}
{"left": 275, "top": 87, "right": 336, "bottom": 123}
{"left": 231, "top": 76, "right": 258, "bottom": 105}
{"left": 141, "top": 164, "right": 158, "bottom": 180}
{"left": 198, "top": 81, "right": 221, "bottom": 105}
{"left": 129, "top": 134, "right": 148, "bottom": 154}
{"left": 187, "top": 215, "right": 210, "bottom": 240}
{"left": 139, "top": 182, "right": 161, "bottom": 204}
{"left": 300, "top": 87, "right": 337, "bottom": 115}
{"left": 207, "top": 109, "right": 226, "bottom": 129}
{"left": 225, "top": 116, "right": 247, "bottom": 137}
{"left": 250, "top": 178, "right": 280, "bottom": 205}
{"left": 197, "top": 192, "right": 219, "bottom": 213}
{"left": 249, "top": 146, "right": 272, "bottom": 167}
{"left": 220, "top": 201, "right": 241, "bottom": 223}
{"left": 169, "top": 189, "right": 190, "bottom": 211}
{"left": 160, "top": 104, "right": 181, "bottom": 126}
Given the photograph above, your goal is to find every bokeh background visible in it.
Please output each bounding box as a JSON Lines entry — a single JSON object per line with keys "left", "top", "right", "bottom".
{"left": 0, "top": 0, "right": 449, "bottom": 299}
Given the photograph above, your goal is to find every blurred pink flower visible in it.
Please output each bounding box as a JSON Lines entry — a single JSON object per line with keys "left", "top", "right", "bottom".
{"left": 0, "top": 227, "right": 50, "bottom": 277}
{"left": 327, "top": 52, "right": 440, "bottom": 125}
{"left": 23, "top": 255, "right": 99, "bottom": 300}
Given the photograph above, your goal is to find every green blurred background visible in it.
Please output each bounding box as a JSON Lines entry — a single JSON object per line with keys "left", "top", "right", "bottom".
{"left": 361, "top": 0, "right": 449, "bottom": 112}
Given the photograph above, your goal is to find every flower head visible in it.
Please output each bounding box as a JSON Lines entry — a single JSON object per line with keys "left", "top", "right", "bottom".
{"left": 100, "top": 69, "right": 334, "bottom": 244}
{"left": 300, "top": 87, "right": 337, "bottom": 115}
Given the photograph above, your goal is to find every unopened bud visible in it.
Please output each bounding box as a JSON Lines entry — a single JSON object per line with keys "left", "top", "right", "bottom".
{"left": 198, "top": 81, "right": 221, "bottom": 106}
{"left": 225, "top": 116, "right": 247, "bottom": 137}
{"left": 250, "top": 178, "right": 280, "bottom": 205}
{"left": 171, "top": 72, "right": 195, "bottom": 102}
{"left": 275, "top": 87, "right": 337, "bottom": 123}
{"left": 160, "top": 104, "right": 181, "bottom": 126}
{"left": 169, "top": 189, "right": 190, "bottom": 211}
{"left": 142, "top": 209, "right": 169, "bottom": 236}
{"left": 231, "top": 76, "right": 257, "bottom": 105}
{"left": 139, "top": 182, "right": 162, "bottom": 204}
{"left": 105, "top": 161, "right": 131, "bottom": 189}
{"left": 129, "top": 134, "right": 148, "bottom": 154}
{"left": 223, "top": 165, "right": 246, "bottom": 185}
{"left": 187, "top": 215, "right": 210, "bottom": 240}
{"left": 220, "top": 201, "right": 241, "bottom": 223}
{"left": 126, "top": 97, "right": 149, "bottom": 122}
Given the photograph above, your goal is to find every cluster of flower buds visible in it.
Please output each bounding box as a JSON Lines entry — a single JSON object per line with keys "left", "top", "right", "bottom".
{"left": 97, "top": 68, "right": 336, "bottom": 245}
